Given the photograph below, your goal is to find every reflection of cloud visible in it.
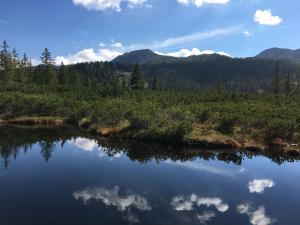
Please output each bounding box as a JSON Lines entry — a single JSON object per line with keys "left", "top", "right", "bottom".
{"left": 73, "top": 186, "right": 151, "bottom": 212}
{"left": 171, "top": 194, "right": 229, "bottom": 212}
{"left": 248, "top": 179, "right": 275, "bottom": 194}
{"left": 70, "top": 138, "right": 98, "bottom": 151}
{"left": 237, "top": 203, "right": 275, "bottom": 225}
{"left": 197, "top": 211, "right": 216, "bottom": 224}
{"left": 165, "top": 160, "right": 234, "bottom": 177}
{"left": 68, "top": 138, "right": 123, "bottom": 159}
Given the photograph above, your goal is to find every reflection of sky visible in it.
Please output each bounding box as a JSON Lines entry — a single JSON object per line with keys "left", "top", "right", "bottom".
{"left": 73, "top": 186, "right": 151, "bottom": 224}
{"left": 67, "top": 137, "right": 123, "bottom": 159}
{"left": 237, "top": 203, "right": 275, "bottom": 225}
{"left": 1, "top": 138, "right": 300, "bottom": 225}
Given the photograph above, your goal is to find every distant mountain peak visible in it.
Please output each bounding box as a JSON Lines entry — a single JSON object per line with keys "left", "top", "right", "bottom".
{"left": 112, "top": 49, "right": 174, "bottom": 64}
{"left": 256, "top": 47, "right": 300, "bottom": 60}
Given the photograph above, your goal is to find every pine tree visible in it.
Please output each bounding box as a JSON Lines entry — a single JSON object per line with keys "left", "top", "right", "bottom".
{"left": 296, "top": 66, "right": 300, "bottom": 93}
{"left": 11, "top": 48, "right": 21, "bottom": 82}
{"left": 69, "top": 68, "right": 81, "bottom": 86}
{"left": 20, "top": 53, "right": 32, "bottom": 83}
{"left": 271, "top": 63, "right": 281, "bottom": 94}
{"left": 39, "top": 48, "right": 57, "bottom": 85}
{"left": 151, "top": 76, "right": 161, "bottom": 90}
{"left": 285, "top": 72, "right": 292, "bottom": 95}
{"left": 0, "top": 40, "right": 13, "bottom": 87}
{"left": 58, "top": 62, "right": 68, "bottom": 85}
{"left": 131, "top": 64, "right": 144, "bottom": 90}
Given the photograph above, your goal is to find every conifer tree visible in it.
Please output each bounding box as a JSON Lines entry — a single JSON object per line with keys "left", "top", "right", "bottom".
{"left": 271, "top": 63, "right": 281, "bottom": 94}
{"left": 151, "top": 76, "right": 161, "bottom": 90}
{"left": 131, "top": 64, "right": 144, "bottom": 90}
{"left": 58, "top": 62, "right": 68, "bottom": 85}
{"left": 39, "top": 48, "right": 57, "bottom": 85}
{"left": 285, "top": 72, "right": 292, "bottom": 95}
{"left": 0, "top": 40, "right": 13, "bottom": 87}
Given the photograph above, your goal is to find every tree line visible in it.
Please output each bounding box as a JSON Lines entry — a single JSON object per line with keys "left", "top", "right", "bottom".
{"left": 0, "top": 40, "right": 162, "bottom": 95}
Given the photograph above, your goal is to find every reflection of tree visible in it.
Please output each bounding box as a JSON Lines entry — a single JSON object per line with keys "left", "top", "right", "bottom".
{"left": 0, "top": 125, "right": 90, "bottom": 168}
{"left": 39, "top": 141, "right": 55, "bottom": 162}
{"left": 0, "top": 125, "right": 299, "bottom": 168}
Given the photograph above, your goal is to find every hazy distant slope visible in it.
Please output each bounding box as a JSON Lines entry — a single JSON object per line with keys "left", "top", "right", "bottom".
{"left": 256, "top": 48, "right": 300, "bottom": 60}
{"left": 112, "top": 49, "right": 175, "bottom": 64}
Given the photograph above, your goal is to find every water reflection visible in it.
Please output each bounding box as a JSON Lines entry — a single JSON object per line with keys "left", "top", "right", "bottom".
{"left": 73, "top": 186, "right": 151, "bottom": 224}
{"left": 0, "top": 126, "right": 300, "bottom": 169}
{"left": 0, "top": 126, "right": 299, "bottom": 225}
{"left": 237, "top": 203, "right": 275, "bottom": 225}
{"left": 248, "top": 179, "right": 275, "bottom": 194}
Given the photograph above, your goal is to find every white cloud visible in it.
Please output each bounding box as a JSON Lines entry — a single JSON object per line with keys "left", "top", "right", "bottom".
{"left": 244, "top": 31, "right": 252, "bottom": 37}
{"left": 72, "top": 0, "right": 150, "bottom": 11}
{"left": 157, "top": 48, "right": 231, "bottom": 57}
{"left": 69, "top": 138, "right": 99, "bottom": 152}
{"left": 171, "top": 194, "right": 229, "bottom": 212}
{"left": 177, "top": 0, "right": 230, "bottom": 7}
{"left": 254, "top": 9, "right": 282, "bottom": 26}
{"left": 197, "top": 211, "right": 216, "bottom": 224}
{"left": 73, "top": 186, "right": 152, "bottom": 211}
{"left": 128, "top": 0, "right": 152, "bottom": 8}
{"left": 248, "top": 179, "right": 275, "bottom": 194}
{"left": 55, "top": 48, "right": 123, "bottom": 65}
{"left": 237, "top": 203, "right": 275, "bottom": 225}
{"left": 128, "top": 25, "right": 241, "bottom": 50}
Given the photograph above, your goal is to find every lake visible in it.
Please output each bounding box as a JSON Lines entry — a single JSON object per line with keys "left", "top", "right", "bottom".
{"left": 0, "top": 126, "right": 299, "bottom": 225}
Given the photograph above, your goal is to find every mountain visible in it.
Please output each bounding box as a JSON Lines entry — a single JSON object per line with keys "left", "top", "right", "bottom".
{"left": 112, "top": 49, "right": 175, "bottom": 64}
{"left": 256, "top": 48, "right": 300, "bottom": 60}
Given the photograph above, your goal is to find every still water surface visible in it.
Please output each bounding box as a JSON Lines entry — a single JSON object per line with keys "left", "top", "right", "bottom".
{"left": 0, "top": 126, "right": 299, "bottom": 225}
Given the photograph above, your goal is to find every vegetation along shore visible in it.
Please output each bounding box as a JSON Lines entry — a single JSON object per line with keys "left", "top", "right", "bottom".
{"left": 1, "top": 40, "right": 300, "bottom": 154}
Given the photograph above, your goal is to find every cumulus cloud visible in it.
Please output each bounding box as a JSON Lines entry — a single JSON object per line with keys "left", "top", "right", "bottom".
{"left": 55, "top": 48, "right": 122, "bottom": 65}
{"left": 68, "top": 138, "right": 99, "bottom": 152}
{"left": 73, "top": 186, "right": 151, "bottom": 211}
{"left": 72, "top": 0, "right": 150, "bottom": 11}
{"left": 171, "top": 194, "right": 229, "bottom": 212}
{"left": 197, "top": 211, "right": 216, "bottom": 224}
{"left": 74, "top": 186, "right": 151, "bottom": 223}
{"left": 237, "top": 203, "right": 275, "bottom": 225}
{"left": 177, "top": 0, "right": 230, "bottom": 7}
{"left": 254, "top": 9, "right": 282, "bottom": 26}
{"left": 244, "top": 31, "right": 252, "bottom": 37}
{"left": 248, "top": 179, "right": 275, "bottom": 194}
{"left": 157, "top": 48, "right": 230, "bottom": 57}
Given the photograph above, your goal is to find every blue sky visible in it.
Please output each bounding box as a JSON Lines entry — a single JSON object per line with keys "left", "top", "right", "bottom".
{"left": 0, "top": 0, "right": 299, "bottom": 64}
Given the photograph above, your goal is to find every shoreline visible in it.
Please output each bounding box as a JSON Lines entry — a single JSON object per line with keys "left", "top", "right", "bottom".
{"left": 1, "top": 116, "right": 300, "bottom": 157}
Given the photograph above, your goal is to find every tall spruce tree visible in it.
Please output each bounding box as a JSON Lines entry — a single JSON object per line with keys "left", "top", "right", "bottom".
{"left": 285, "top": 72, "right": 292, "bottom": 95}
{"left": 39, "top": 48, "right": 57, "bottom": 85}
{"left": 0, "top": 40, "right": 13, "bottom": 87}
{"left": 271, "top": 63, "right": 281, "bottom": 94}
{"left": 151, "top": 76, "right": 161, "bottom": 90}
{"left": 131, "top": 64, "right": 144, "bottom": 90}
{"left": 58, "top": 62, "right": 68, "bottom": 85}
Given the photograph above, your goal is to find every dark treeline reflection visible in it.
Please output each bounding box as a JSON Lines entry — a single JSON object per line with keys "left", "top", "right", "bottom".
{"left": 0, "top": 126, "right": 299, "bottom": 168}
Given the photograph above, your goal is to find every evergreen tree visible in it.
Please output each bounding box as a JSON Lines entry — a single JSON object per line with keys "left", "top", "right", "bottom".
{"left": 58, "top": 62, "right": 68, "bottom": 85}
{"left": 0, "top": 40, "right": 13, "bottom": 87}
{"left": 296, "top": 66, "right": 300, "bottom": 93}
{"left": 130, "top": 64, "right": 144, "bottom": 90}
{"left": 20, "top": 53, "right": 32, "bottom": 83}
{"left": 38, "top": 48, "right": 57, "bottom": 85}
{"left": 271, "top": 63, "right": 281, "bottom": 94}
{"left": 285, "top": 72, "right": 292, "bottom": 95}
{"left": 151, "top": 76, "right": 161, "bottom": 90}
{"left": 69, "top": 68, "right": 81, "bottom": 86}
